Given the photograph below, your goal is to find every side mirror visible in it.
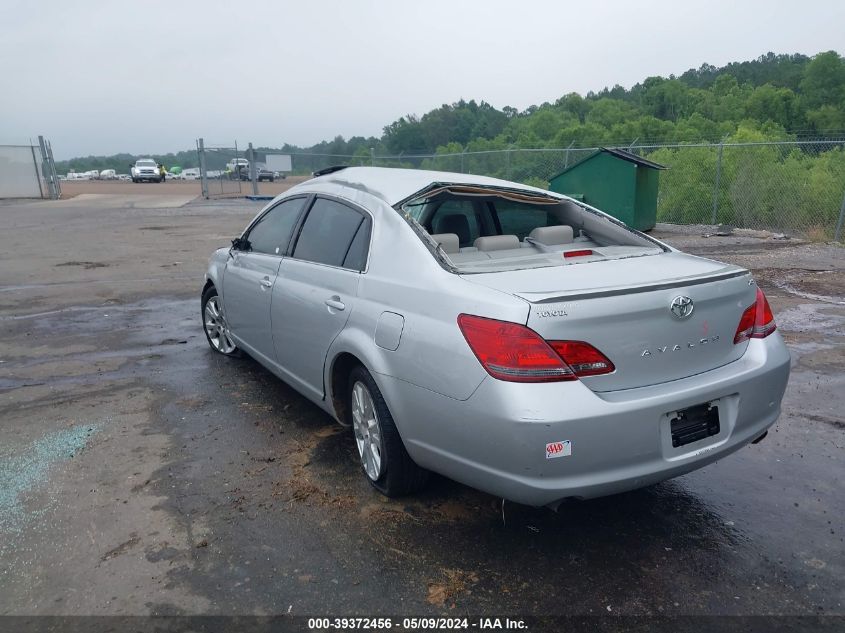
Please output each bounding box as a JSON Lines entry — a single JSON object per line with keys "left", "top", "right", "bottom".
{"left": 231, "top": 237, "right": 250, "bottom": 251}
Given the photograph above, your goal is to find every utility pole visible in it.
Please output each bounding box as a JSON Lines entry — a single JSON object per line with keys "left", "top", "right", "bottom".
{"left": 248, "top": 143, "right": 258, "bottom": 196}
{"left": 197, "top": 138, "right": 208, "bottom": 199}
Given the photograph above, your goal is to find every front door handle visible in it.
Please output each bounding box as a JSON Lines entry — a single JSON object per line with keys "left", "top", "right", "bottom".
{"left": 259, "top": 276, "right": 273, "bottom": 288}
{"left": 325, "top": 297, "right": 346, "bottom": 311}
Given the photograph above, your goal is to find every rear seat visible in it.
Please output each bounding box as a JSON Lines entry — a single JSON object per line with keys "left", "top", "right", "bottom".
{"left": 429, "top": 225, "right": 601, "bottom": 264}
{"left": 442, "top": 234, "right": 525, "bottom": 262}
{"left": 474, "top": 235, "right": 520, "bottom": 251}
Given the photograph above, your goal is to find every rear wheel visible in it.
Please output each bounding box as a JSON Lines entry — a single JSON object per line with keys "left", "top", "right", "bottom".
{"left": 201, "top": 287, "right": 239, "bottom": 355}
{"left": 348, "top": 366, "right": 428, "bottom": 497}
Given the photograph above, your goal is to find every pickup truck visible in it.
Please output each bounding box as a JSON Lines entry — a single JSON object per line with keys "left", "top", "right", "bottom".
{"left": 130, "top": 159, "right": 162, "bottom": 183}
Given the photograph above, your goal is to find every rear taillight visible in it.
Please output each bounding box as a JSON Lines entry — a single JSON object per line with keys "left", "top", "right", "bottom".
{"left": 458, "top": 314, "right": 574, "bottom": 382}
{"left": 457, "top": 314, "right": 614, "bottom": 383}
{"left": 548, "top": 341, "right": 615, "bottom": 377}
{"left": 734, "top": 288, "right": 777, "bottom": 344}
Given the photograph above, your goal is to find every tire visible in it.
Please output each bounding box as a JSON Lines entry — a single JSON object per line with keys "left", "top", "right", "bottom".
{"left": 348, "top": 365, "right": 428, "bottom": 497}
{"left": 201, "top": 286, "right": 239, "bottom": 356}
{"left": 132, "top": 178, "right": 138, "bottom": 183}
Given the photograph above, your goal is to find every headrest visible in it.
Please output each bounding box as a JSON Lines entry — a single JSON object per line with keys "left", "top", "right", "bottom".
{"left": 474, "top": 235, "right": 520, "bottom": 252}
{"left": 528, "top": 225, "right": 574, "bottom": 245}
{"left": 430, "top": 233, "right": 459, "bottom": 254}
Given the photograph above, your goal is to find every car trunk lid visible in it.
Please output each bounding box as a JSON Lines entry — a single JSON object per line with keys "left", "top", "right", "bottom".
{"left": 463, "top": 252, "right": 755, "bottom": 392}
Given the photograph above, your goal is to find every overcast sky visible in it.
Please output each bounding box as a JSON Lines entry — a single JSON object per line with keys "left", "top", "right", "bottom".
{"left": 2, "top": 0, "right": 843, "bottom": 159}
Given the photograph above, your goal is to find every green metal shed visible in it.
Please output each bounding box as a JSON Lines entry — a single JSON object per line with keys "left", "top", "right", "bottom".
{"left": 548, "top": 148, "right": 667, "bottom": 231}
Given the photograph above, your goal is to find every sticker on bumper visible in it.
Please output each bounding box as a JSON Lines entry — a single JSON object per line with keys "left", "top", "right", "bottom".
{"left": 546, "top": 440, "right": 572, "bottom": 459}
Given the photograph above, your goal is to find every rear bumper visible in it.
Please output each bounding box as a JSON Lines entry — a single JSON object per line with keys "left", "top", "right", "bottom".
{"left": 377, "top": 333, "right": 790, "bottom": 506}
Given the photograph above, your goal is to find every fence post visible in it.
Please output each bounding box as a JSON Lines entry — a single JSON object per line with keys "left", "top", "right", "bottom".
{"left": 248, "top": 143, "right": 258, "bottom": 196}
{"left": 197, "top": 138, "right": 208, "bottom": 199}
{"left": 835, "top": 190, "right": 845, "bottom": 242}
{"left": 710, "top": 141, "right": 724, "bottom": 225}
{"left": 461, "top": 147, "right": 466, "bottom": 174}
{"left": 564, "top": 141, "right": 574, "bottom": 170}
{"left": 37, "top": 135, "right": 58, "bottom": 199}
{"left": 370, "top": 147, "right": 375, "bottom": 167}
{"left": 46, "top": 139, "right": 60, "bottom": 199}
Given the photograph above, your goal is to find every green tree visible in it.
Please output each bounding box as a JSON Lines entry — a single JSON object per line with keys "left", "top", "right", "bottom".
{"left": 799, "top": 51, "right": 845, "bottom": 110}
{"left": 555, "top": 92, "right": 590, "bottom": 124}
{"left": 806, "top": 105, "right": 845, "bottom": 132}
{"left": 642, "top": 78, "right": 690, "bottom": 121}
{"left": 745, "top": 84, "right": 801, "bottom": 129}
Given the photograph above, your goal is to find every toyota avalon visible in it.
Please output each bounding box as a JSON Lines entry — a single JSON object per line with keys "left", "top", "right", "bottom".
{"left": 201, "top": 166, "right": 790, "bottom": 507}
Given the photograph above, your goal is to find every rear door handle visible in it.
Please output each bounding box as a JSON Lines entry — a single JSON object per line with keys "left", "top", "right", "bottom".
{"left": 325, "top": 297, "right": 346, "bottom": 311}
{"left": 259, "top": 276, "right": 273, "bottom": 288}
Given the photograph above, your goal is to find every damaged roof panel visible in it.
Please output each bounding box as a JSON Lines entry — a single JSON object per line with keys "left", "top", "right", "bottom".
{"left": 309, "top": 166, "right": 559, "bottom": 207}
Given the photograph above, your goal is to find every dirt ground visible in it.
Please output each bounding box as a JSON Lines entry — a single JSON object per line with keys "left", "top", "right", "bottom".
{"left": 0, "top": 194, "right": 843, "bottom": 626}
{"left": 59, "top": 176, "right": 310, "bottom": 199}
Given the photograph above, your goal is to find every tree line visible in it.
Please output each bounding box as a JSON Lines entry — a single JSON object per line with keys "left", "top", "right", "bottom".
{"left": 56, "top": 51, "right": 845, "bottom": 176}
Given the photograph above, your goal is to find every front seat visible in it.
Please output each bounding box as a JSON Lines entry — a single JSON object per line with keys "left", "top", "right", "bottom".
{"left": 436, "top": 214, "right": 472, "bottom": 247}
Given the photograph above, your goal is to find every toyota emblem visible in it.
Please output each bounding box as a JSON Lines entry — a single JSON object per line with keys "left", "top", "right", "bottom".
{"left": 670, "top": 296, "right": 694, "bottom": 319}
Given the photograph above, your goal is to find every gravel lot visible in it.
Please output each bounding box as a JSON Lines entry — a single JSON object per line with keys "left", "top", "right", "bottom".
{"left": 0, "top": 193, "right": 842, "bottom": 622}
{"left": 59, "top": 176, "right": 310, "bottom": 199}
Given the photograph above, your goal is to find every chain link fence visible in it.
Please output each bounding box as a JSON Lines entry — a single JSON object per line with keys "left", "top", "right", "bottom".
{"left": 200, "top": 138, "right": 845, "bottom": 240}
{"left": 196, "top": 139, "right": 242, "bottom": 197}
{"left": 636, "top": 140, "right": 845, "bottom": 239}
{"left": 0, "top": 136, "right": 60, "bottom": 199}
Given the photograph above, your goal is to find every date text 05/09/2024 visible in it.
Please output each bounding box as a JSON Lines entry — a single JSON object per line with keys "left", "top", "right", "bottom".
{"left": 307, "top": 617, "right": 528, "bottom": 630}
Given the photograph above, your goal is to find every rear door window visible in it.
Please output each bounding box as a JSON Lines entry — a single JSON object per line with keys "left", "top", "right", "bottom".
{"left": 492, "top": 201, "right": 555, "bottom": 240}
{"left": 246, "top": 197, "right": 307, "bottom": 255}
{"left": 429, "top": 200, "right": 483, "bottom": 247}
{"left": 292, "top": 197, "right": 367, "bottom": 269}
{"left": 342, "top": 220, "right": 371, "bottom": 271}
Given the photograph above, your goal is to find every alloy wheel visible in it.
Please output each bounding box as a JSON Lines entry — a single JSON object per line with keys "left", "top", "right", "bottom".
{"left": 351, "top": 381, "right": 384, "bottom": 480}
{"left": 204, "top": 296, "right": 237, "bottom": 354}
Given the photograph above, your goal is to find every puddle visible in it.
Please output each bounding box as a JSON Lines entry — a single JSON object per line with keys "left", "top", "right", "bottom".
{"left": 775, "top": 303, "right": 845, "bottom": 335}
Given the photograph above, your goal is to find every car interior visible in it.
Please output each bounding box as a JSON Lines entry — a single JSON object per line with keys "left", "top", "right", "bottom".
{"left": 402, "top": 188, "right": 664, "bottom": 272}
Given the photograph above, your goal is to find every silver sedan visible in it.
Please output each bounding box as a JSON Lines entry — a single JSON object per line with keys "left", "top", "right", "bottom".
{"left": 202, "top": 167, "right": 790, "bottom": 507}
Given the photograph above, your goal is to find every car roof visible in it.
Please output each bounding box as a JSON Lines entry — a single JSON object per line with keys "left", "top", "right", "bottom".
{"left": 308, "top": 166, "right": 555, "bottom": 207}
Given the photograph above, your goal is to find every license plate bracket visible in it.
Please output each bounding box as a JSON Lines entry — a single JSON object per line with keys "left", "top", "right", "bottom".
{"left": 670, "top": 402, "right": 720, "bottom": 448}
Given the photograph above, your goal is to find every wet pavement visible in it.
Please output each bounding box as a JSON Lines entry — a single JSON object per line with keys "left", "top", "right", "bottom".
{"left": 0, "top": 198, "right": 843, "bottom": 619}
